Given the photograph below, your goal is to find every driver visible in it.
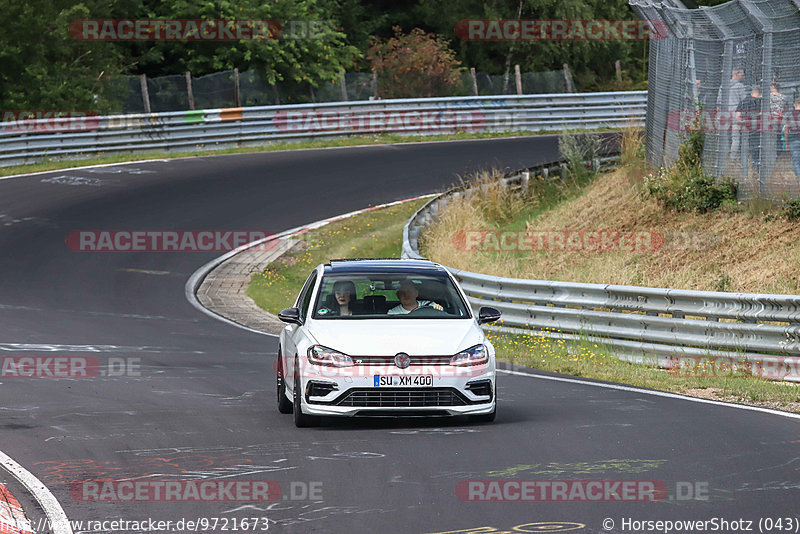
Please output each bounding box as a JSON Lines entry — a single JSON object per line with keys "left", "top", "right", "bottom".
{"left": 387, "top": 279, "right": 444, "bottom": 315}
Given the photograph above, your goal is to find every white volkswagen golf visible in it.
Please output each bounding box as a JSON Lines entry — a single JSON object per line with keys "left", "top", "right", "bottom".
{"left": 276, "top": 259, "right": 500, "bottom": 427}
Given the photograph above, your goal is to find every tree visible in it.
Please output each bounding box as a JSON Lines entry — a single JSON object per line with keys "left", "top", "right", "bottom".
{"left": 0, "top": 0, "right": 124, "bottom": 112}
{"left": 367, "top": 27, "right": 463, "bottom": 98}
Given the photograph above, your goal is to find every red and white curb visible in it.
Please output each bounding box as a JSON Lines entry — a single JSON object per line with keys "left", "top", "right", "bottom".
{"left": 185, "top": 193, "right": 436, "bottom": 336}
{"left": 0, "top": 484, "right": 34, "bottom": 534}
{"left": 0, "top": 451, "right": 71, "bottom": 534}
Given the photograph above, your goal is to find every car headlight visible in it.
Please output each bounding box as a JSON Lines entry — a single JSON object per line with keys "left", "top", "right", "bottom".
{"left": 307, "top": 345, "right": 354, "bottom": 367}
{"left": 450, "top": 344, "right": 488, "bottom": 366}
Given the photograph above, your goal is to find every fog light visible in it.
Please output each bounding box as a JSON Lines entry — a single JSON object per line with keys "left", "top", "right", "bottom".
{"left": 465, "top": 379, "right": 492, "bottom": 399}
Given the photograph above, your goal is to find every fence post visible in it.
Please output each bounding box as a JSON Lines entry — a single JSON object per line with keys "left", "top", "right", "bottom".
{"left": 234, "top": 68, "right": 241, "bottom": 107}
{"left": 470, "top": 67, "right": 479, "bottom": 96}
{"left": 339, "top": 71, "right": 348, "bottom": 101}
{"left": 185, "top": 71, "right": 195, "bottom": 110}
{"left": 563, "top": 64, "right": 575, "bottom": 93}
{"left": 514, "top": 64, "right": 523, "bottom": 95}
{"left": 615, "top": 60, "right": 622, "bottom": 83}
{"left": 371, "top": 71, "right": 378, "bottom": 99}
{"left": 139, "top": 74, "right": 151, "bottom": 113}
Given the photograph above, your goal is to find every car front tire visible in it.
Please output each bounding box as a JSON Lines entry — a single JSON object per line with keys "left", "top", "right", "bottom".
{"left": 293, "top": 359, "right": 319, "bottom": 427}
{"left": 276, "top": 348, "right": 293, "bottom": 414}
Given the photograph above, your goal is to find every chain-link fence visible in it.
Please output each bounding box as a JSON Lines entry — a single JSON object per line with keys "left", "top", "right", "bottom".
{"left": 112, "top": 68, "right": 575, "bottom": 114}
{"left": 630, "top": 0, "right": 800, "bottom": 199}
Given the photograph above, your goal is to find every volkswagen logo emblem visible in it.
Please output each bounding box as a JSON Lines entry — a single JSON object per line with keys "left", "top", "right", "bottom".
{"left": 394, "top": 353, "right": 411, "bottom": 369}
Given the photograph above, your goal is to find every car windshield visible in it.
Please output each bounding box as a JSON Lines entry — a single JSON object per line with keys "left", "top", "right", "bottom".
{"left": 312, "top": 272, "right": 471, "bottom": 319}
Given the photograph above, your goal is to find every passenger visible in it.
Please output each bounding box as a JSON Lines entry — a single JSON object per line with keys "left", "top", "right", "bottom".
{"left": 332, "top": 280, "right": 358, "bottom": 316}
{"left": 388, "top": 279, "right": 444, "bottom": 315}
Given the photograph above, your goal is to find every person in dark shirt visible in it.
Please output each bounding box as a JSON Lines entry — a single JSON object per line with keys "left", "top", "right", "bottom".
{"left": 736, "top": 86, "right": 763, "bottom": 169}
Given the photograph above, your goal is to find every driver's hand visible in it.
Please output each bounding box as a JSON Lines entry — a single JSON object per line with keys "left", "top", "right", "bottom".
{"left": 432, "top": 303, "right": 443, "bottom": 311}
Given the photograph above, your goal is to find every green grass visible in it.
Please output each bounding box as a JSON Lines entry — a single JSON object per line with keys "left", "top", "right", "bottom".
{"left": 0, "top": 128, "right": 617, "bottom": 178}
{"left": 491, "top": 331, "right": 800, "bottom": 412}
{"left": 247, "top": 198, "right": 429, "bottom": 315}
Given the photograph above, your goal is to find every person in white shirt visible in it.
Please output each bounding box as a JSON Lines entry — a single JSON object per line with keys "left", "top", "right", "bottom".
{"left": 387, "top": 279, "right": 444, "bottom": 315}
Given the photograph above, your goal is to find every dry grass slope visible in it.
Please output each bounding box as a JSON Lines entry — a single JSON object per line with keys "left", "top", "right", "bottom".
{"left": 423, "top": 161, "right": 800, "bottom": 294}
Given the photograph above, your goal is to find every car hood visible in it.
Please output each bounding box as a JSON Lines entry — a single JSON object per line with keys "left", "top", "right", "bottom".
{"left": 306, "top": 319, "right": 484, "bottom": 356}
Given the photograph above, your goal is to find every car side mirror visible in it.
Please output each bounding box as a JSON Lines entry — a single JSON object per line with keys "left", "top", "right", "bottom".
{"left": 477, "top": 306, "right": 501, "bottom": 325}
{"left": 278, "top": 307, "right": 303, "bottom": 325}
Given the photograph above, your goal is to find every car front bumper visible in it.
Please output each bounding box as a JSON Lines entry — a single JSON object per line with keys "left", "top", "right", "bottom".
{"left": 298, "top": 364, "right": 496, "bottom": 417}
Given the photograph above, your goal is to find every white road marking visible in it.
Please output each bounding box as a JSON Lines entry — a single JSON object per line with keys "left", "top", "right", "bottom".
{"left": 0, "top": 343, "right": 164, "bottom": 353}
{"left": 0, "top": 159, "right": 168, "bottom": 182}
{"left": 0, "top": 450, "right": 73, "bottom": 534}
{"left": 116, "top": 268, "right": 170, "bottom": 276}
{"left": 499, "top": 368, "right": 800, "bottom": 421}
{"left": 40, "top": 176, "right": 102, "bottom": 187}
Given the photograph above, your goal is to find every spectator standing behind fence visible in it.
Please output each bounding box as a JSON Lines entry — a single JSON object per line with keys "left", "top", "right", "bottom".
{"left": 785, "top": 97, "right": 800, "bottom": 178}
{"left": 770, "top": 80, "right": 788, "bottom": 154}
{"left": 695, "top": 79, "right": 714, "bottom": 111}
{"left": 718, "top": 67, "right": 748, "bottom": 156}
{"left": 737, "top": 85, "right": 764, "bottom": 169}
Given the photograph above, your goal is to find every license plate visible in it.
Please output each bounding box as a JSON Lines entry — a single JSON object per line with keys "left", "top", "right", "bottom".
{"left": 373, "top": 375, "right": 433, "bottom": 387}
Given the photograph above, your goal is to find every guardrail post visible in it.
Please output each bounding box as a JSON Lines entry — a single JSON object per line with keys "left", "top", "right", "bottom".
{"left": 521, "top": 171, "right": 530, "bottom": 195}
{"left": 234, "top": 68, "right": 241, "bottom": 107}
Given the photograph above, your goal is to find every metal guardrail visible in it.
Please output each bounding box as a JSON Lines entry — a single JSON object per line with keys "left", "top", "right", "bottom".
{"left": 0, "top": 91, "right": 646, "bottom": 168}
{"left": 402, "top": 156, "right": 800, "bottom": 381}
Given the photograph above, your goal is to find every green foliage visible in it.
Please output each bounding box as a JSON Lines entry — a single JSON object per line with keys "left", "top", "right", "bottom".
{"left": 0, "top": 0, "right": 124, "bottom": 112}
{"left": 413, "top": 0, "right": 650, "bottom": 91}
{"left": 644, "top": 130, "right": 737, "bottom": 214}
{"left": 0, "top": 0, "right": 360, "bottom": 111}
{"left": 558, "top": 132, "right": 601, "bottom": 185}
{"left": 781, "top": 197, "right": 800, "bottom": 221}
{"left": 367, "top": 27, "right": 463, "bottom": 98}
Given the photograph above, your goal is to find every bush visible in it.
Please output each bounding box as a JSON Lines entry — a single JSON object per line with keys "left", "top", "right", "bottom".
{"left": 367, "top": 27, "right": 462, "bottom": 99}
{"left": 782, "top": 197, "right": 800, "bottom": 221}
{"left": 558, "top": 133, "right": 601, "bottom": 185}
{"left": 643, "top": 130, "right": 737, "bottom": 213}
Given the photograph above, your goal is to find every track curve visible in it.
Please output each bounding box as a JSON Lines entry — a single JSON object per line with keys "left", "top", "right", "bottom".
{"left": 0, "top": 137, "right": 798, "bottom": 534}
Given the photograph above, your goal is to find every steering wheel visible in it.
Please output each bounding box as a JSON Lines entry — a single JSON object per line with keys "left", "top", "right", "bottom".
{"left": 408, "top": 304, "right": 448, "bottom": 317}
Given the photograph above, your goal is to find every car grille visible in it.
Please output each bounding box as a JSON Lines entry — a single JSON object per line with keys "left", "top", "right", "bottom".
{"left": 351, "top": 356, "right": 453, "bottom": 366}
{"left": 334, "top": 388, "right": 468, "bottom": 407}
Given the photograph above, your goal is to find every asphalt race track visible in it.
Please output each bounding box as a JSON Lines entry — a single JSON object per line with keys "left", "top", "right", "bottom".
{"left": 0, "top": 136, "right": 798, "bottom": 534}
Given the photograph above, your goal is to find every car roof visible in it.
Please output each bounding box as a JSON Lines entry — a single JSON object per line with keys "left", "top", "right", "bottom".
{"left": 322, "top": 258, "right": 448, "bottom": 276}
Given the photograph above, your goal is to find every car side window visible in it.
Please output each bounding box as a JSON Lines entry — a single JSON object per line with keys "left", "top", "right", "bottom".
{"left": 298, "top": 271, "right": 318, "bottom": 321}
